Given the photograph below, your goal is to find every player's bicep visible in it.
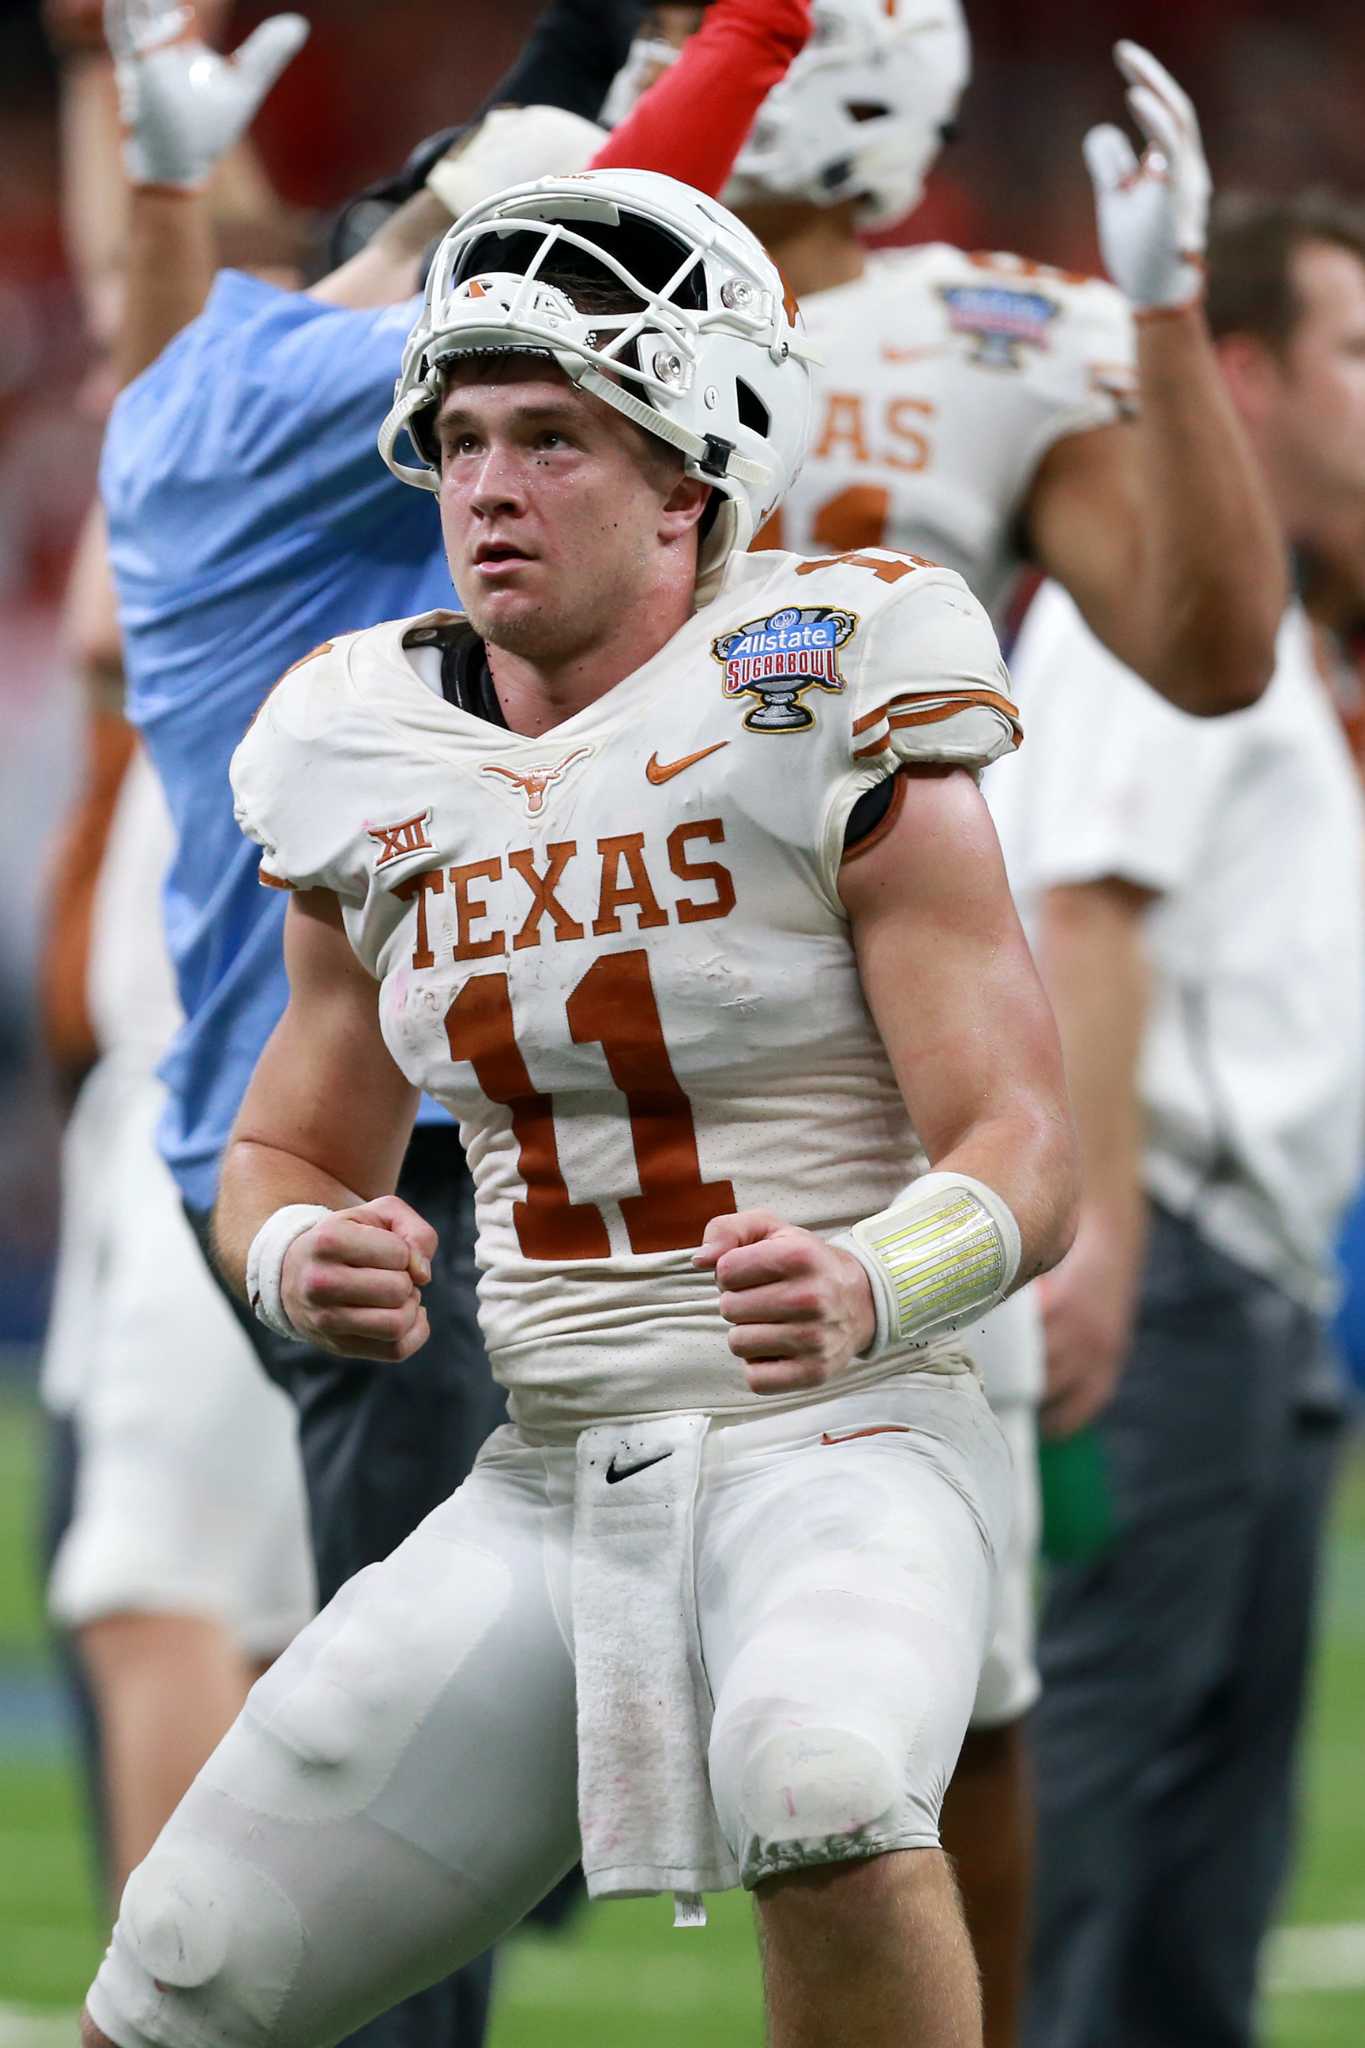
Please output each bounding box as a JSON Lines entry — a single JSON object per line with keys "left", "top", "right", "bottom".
{"left": 1025, "top": 421, "right": 1153, "bottom": 679}
{"left": 838, "top": 767, "right": 1069, "bottom": 1164}
{"left": 232, "top": 887, "right": 418, "bottom": 1199}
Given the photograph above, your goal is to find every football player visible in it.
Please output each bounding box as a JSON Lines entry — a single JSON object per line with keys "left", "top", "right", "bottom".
{"left": 604, "top": 11, "right": 1290, "bottom": 2034}
{"left": 625, "top": 1, "right": 1284, "bottom": 708}
{"left": 83, "top": 170, "right": 1076, "bottom": 2048}
{"left": 92, "top": 3, "right": 816, "bottom": 2029}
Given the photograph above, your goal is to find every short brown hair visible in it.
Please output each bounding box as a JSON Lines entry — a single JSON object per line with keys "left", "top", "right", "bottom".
{"left": 1205, "top": 190, "right": 1365, "bottom": 350}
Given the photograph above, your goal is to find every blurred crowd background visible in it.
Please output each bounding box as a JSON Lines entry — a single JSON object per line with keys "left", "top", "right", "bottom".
{"left": 2, "top": 0, "right": 1365, "bottom": 1364}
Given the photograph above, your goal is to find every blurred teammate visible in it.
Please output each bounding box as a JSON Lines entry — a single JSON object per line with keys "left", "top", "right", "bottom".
{"left": 989, "top": 191, "right": 1365, "bottom": 2048}
{"left": 85, "top": 165, "right": 1075, "bottom": 2048}
{"left": 40, "top": 665, "right": 315, "bottom": 1904}
{"left": 624, "top": 2, "right": 1283, "bottom": 706}
{"left": 36, "top": 0, "right": 313, "bottom": 1905}
{"left": 603, "top": 11, "right": 1287, "bottom": 2037}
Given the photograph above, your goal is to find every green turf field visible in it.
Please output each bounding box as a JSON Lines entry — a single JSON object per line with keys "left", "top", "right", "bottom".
{"left": 1, "top": 1388, "right": 1362, "bottom": 2046}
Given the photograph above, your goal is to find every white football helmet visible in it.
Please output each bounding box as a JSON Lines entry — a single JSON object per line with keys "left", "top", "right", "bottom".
{"left": 601, "top": 0, "right": 970, "bottom": 233}
{"left": 729, "top": 0, "right": 972, "bottom": 230}
{"left": 378, "top": 169, "right": 816, "bottom": 598}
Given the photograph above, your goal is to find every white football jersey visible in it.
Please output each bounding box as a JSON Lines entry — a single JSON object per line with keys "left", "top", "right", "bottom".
{"left": 763, "top": 244, "right": 1136, "bottom": 619}
{"left": 232, "top": 547, "right": 1020, "bottom": 1429}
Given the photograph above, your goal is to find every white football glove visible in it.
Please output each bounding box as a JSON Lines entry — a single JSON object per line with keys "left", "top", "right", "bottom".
{"left": 1083, "top": 40, "right": 1211, "bottom": 311}
{"left": 106, "top": 0, "right": 309, "bottom": 190}
{"left": 425, "top": 106, "right": 607, "bottom": 221}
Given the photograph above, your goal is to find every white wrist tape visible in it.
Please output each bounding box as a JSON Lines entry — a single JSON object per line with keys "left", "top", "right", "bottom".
{"left": 245, "top": 1204, "right": 332, "bottom": 1342}
{"left": 833, "top": 1172, "right": 1022, "bottom": 1358}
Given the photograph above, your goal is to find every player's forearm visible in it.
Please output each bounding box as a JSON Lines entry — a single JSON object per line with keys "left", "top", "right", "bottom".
{"left": 54, "top": 51, "right": 128, "bottom": 341}
{"left": 1132, "top": 303, "right": 1285, "bottom": 713}
{"left": 844, "top": 767, "right": 1078, "bottom": 1289}
{"left": 116, "top": 185, "right": 215, "bottom": 384}
{"left": 1036, "top": 877, "right": 1150, "bottom": 1260}
{"left": 926, "top": 1104, "right": 1079, "bottom": 1292}
{"left": 592, "top": 0, "right": 811, "bottom": 196}
{"left": 311, "top": 188, "right": 451, "bottom": 309}
{"left": 212, "top": 1137, "right": 368, "bottom": 1304}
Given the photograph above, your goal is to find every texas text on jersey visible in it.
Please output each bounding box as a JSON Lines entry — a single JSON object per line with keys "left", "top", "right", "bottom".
{"left": 232, "top": 546, "right": 1021, "bottom": 1428}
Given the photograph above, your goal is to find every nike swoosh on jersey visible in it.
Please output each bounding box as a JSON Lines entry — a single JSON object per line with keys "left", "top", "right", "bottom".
{"left": 880, "top": 343, "right": 946, "bottom": 365}
{"left": 645, "top": 741, "right": 730, "bottom": 785}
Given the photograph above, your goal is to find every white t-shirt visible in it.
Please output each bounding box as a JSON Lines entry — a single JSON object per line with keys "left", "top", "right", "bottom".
{"left": 988, "top": 583, "right": 1365, "bottom": 1312}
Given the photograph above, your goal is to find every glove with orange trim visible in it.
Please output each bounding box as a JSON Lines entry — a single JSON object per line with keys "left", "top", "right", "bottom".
{"left": 1083, "top": 41, "right": 1211, "bottom": 311}
{"left": 105, "top": 0, "right": 309, "bottom": 189}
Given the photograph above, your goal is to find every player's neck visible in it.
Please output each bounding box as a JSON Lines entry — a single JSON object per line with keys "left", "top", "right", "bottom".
{"left": 739, "top": 199, "right": 865, "bottom": 304}
{"left": 485, "top": 578, "right": 698, "bottom": 738}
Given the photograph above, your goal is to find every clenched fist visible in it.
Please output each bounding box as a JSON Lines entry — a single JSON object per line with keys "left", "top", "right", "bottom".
{"left": 693, "top": 1208, "right": 876, "bottom": 1397}
{"left": 280, "top": 1195, "right": 436, "bottom": 1363}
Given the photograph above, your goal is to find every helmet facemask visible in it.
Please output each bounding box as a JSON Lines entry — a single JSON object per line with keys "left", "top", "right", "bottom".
{"left": 379, "top": 173, "right": 817, "bottom": 602}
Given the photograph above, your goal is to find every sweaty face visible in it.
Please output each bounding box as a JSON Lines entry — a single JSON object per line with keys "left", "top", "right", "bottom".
{"left": 1273, "top": 242, "right": 1365, "bottom": 512}
{"left": 434, "top": 358, "right": 685, "bottom": 664}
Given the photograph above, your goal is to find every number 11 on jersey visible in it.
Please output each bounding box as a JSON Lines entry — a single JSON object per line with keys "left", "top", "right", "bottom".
{"left": 444, "top": 949, "right": 736, "bottom": 1260}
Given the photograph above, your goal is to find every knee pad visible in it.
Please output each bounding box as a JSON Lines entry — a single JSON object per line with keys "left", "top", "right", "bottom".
{"left": 743, "top": 1723, "right": 899, "bottom": 1842}
{"left": 718, "top": 1709, "right": 900, "bottom": 1848}
{"left": 117, "top": 1844, "right": 304, "bottom": 2037}
{"left": 122, "top": 1853, "right": 232, "bottom": 1989}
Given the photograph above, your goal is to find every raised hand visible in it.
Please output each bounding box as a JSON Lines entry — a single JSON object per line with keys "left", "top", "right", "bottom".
{"left": 1083, "top": 41, "right": 1211, "bottom": 311}
{"left": 105, "top": 0, "right": 309, "bottom": 188}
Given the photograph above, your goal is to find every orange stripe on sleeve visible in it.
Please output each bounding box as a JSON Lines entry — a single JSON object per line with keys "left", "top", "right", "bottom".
{"left": 852, "top": 688, "right": 1022, "bottom": 758}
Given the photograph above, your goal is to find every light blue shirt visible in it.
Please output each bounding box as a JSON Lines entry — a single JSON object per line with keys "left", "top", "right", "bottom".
{"left": 102, "top": 270, "right": 453, "bottom": 1210}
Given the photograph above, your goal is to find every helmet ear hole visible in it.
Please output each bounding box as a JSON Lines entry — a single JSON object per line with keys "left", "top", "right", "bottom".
{"left": 409, "top": 402, "right": 440, "bottom": 469}
{"left": 735, "top": 379, "right": 771, "bottom": 437}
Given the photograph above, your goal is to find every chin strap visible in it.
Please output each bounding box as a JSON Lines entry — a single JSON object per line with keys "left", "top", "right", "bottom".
{"left": 377, "top": 386, "right": 442, "bottom": 493}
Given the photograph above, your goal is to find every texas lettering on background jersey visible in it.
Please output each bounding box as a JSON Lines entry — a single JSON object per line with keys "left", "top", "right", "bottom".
{"left": 759, "top": 243, "right": 1137, "bottom": 620}
{"left": 231, "top": 548, "right": 1020, "bottom": 1428}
